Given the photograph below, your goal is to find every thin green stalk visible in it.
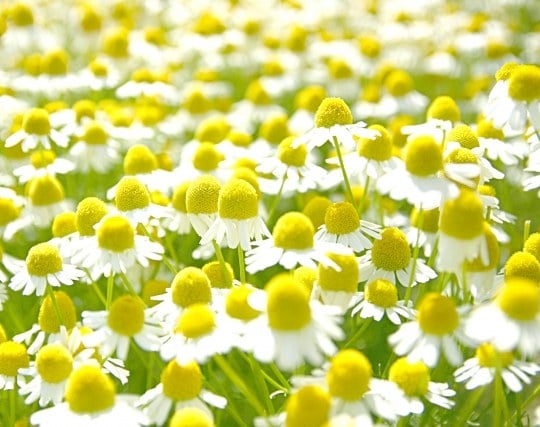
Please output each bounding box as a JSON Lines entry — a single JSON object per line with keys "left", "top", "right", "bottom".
{"left": 119, "top": 271, "right": 138, "bottom": 295}
{"left": 454, "top": 386, "right": 485, "bottom": 426}
{"left": 357, "top": 176, "right": 370, "bottom": 215}
{"left": 91, "top": 280, "right": 107, "bottom": 306}
{"left": 427, "top": 235, "right": 439, "bottom": 268}
{"left": 493, "top": 355, "right": 509, "bottom": 427}
{"left": 214, "top": 354, "right": 267, "bottom": 416}
{"left": 212, "top": 240, "right": 233, "bottom": 287}
{"left": 46, "top": 285, "right": 64, "bottom": 326}
{"left": 237, "top": 246, "right": 246, "bottom": 285}
{"left": 106, "top": 273, "right": 115, "bottom": 309}
{"left": 269, "top": 362, "right": 290, "bottom": 390}
{"left": 130, "top": 339, "right": 149, "bottom": 370}
{"left": 267, "top": 168, "right": 288, "bottom": 226}
{"left": 344, "top": 318, "right": 372, "bottom": 348}
{"left": 332, "top": 135, "right": 356, "bottom": 209}
{"left": 139, "top": 224, "right": 177, "bottom": 274}
{"left": 247, "top": 354, "right": 274, "bottom": 414}
{"left": 9, "top": 384, "right": 17, "bottom": 427}
{"left": 404, "top": 209, "right": 423, "bottom": 304}
{"left": 523, "top": 219, "right": 531, "bottom": 245}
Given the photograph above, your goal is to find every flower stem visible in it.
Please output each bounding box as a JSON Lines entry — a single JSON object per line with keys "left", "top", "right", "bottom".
{"left": 46, "top": 285, "right": 64, "bottom": 326}
{"left": 454, "top": 386, "right": 484, "bottom": 426}
{"left": 267, "top": 168, "right": 288, "bottom": 227}
{"left": 332, "top": 135, "right": 356, "bottom": 210}
{"left": 357, "top": 175, "right": 370, "bottom": 215}
{"left": 344, "top": 318, "right": 372, "bottom": 348}
{"left": 523, "top": 219, "right": 531, "bottom": 244}
{"left": 106, "top": 273, "right": 114, "bottom": 309}
{"left": 212, "top": 240, "right": 232, "bottom": 287}
{"left": 237, "top": 246, "right": 246, "bottom": 285}
{"left": 405, "top": 209, "right": 423, "bottom": 304}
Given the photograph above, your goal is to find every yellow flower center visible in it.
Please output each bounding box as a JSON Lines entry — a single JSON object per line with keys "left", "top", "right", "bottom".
{"left": 10, "top": 2, "right": 34, "bottom": 27}
{"left": 404, "top": 135, "right": 443, "bottom": 176}
{"left": 285, "top": 25, "right": 308, "bottom": 52}
{"left": 357, "top": 124, "right": 392, "bottom": 161}
{"left": 263, "top": 59, "right": 285, "bottom": 77}
{"left": 38, "top": 291, "right": 77, "bottom": 333}
{"left": 107, "top": 295, "right": 145, "bottom": 336}
{"left": 327, "top": 349, "right": 372, "bottom": 400}
{"left": 144, "top": 26, "right": 166, "bottom": 45}
{"left": 42, "top": 49, "right": 68, "bottom": 75}
{"left": 245, "top": 80, "right": 272, "bottom": 105}
{"left": 103, "top": 27, "right": 129, "bottom": 58}
{"left": 295, "top": 85, "right": 326, "bottom": 112}
{"left": 324, "top": 201, "right": 360, "bottom": 235}
{"left": 184, "top": 90, "right": 212, "bottom": 115}
{"left": 76, "top": 197, "right": 108, "bottom": 236}
{"left": 115, "top": 177, "right": 151, "bottom": 211}
{"left": 364, "top": 279, "right": 398, "bottom": 308}
{"left": 385, "top": 69, "right": 414, "bottom": 96}
{"left": 233, "top": 168, "right": 261, "bottom": 199}
{"left": 302, "top": 196, "right": 332, "bottom": 229}
{"left": 475, "top": 343, "right": 513, "bottom": 368}
{"left": 495, "top": 62, "right": 519, "bottom": 81}
{"left": 328, "top": 57, "right": 353, "bottom": 79}
{"left": 202, "top": 261, "right": 234, "bottom": 289}
{"left": 22, "top": 108, "right": 51, "bottom": 135}
{"left": 171, "top": 267, "right": 212, "bottom": 308}
{"left": 28, "top": 175, "right": 65, "bottom": 206}
{"left": 81, "top": 121, "right": 108, "bottom": 145}
{"left": 30, "top": 150, "right": 56, "bottom": 168}
{"left": 80, "top": 5, "right": 102, "bottom": 32}
{"left": 225, "top": 284, "right": 260, "bottom": 321}
{"left": 36, "top": 343, "right": 73, "bottom": 383}
{"left": 0, "top": 198, "right": 21, "bottom": 226}
{"left": 171, "top": 182, "right": 190, "bottom": 213}
{"left": 508, "top": 64, "right": 540, "bottom": 102}
{"left": 277, "top": 136, "right": 308, "bottom": 167}
{"left": 285, "top": 385, "right": 331, "bottom": 427}
{"left": 273, "top": 212, "right": 314, "bottom": 250}
{"left": 389, "top": 357, "right": 430, "bottom": 397}
{"left": 476, "top": 119, "right": 504, "bottom": 140}
{"left": 293, "top": 266, "right": 318, "bottom": 293}
{"left": 193, "top": 142, "right": 225, "bottom": 172}
{"left": 195, "top": 117, "right": 230, "bottom": 144}
{"left": 525, "top": 233, "right": 540, "bottom": 263}
{"left": 318, "top": 253, "right": 358, "bottom": 293}
{"left": 123, "top": 144, "right": 158, "bottom": 175}
{"left": 359, "top": 36, "right": 381, "bottom": 58}
{"left": 193, "top": 11, "right": 225, "bottom": 35}
{"left": 176, "top": 304, "right": 215, "bottom": 338}
{"left": 161, "top": 360, "right": 203, "bottom": 401}
{"left": 169, "top": 408, "right": 214, "bottom": 427}
{"left": 314, "top": 97, "right": 353, "bottom": 128}
{"left": 465, "top": 223, "right": 500, "bottom": 272}
{"left": 410, "top": 207, "right": 439, "bottom": 233}
{"left": 97, "top": 216, "right": 135, "bottom": 252}
{"left": 361, "top": 82, "right": 382, "bottom": 102}
{"left": 417, "top": 293, "right": 459, "bottom": 335}
{"left": 0, "top": 324, "right": 6, "bottom": 344}
{"left": 90, "top": 59, "right": 109, "bottom": 77}
{"left": 426, "top": 96, "right": 461, "bottom": 122}
{"left": 497, "top": 278, "right": 540, "bottom": 321}
{"left": 259, "top": 113, "right": 290, "bottom": 145}
{"left": 0, "top": 341, "right": 29, "bottom": 377}
{"left": 23, "top": 53, "right": 41, "bottom": 76}
{"left": 186, "top": 175, "right": 221, "bottom": 214}
{"left": 227, "top": 130, "right": 252, "bottom": 147}
{"left": 142, "top": 279, "right": 168, "bottom": 307}
{"left": 65, "top": 365, "right": 115, "bottom": 414}
{"left": 371, "top": 227, "right": 411, "bottom": 271}
{"left": 439, "top": 189, "right": 484, "bottom": 239}
{"left": 26, "top": 243, "right": 62, "bottom": 276}
{"left": 218, "top": 178, "right": 258, "bottom": 219}
{"left": 447, "top": 124, "right": 480, "bottom": 149}
{"left": 445, "top": 147, "right": 478, "bottom": 165}
{"left": 266, "top": 274, "right": 311, "bottom": 331}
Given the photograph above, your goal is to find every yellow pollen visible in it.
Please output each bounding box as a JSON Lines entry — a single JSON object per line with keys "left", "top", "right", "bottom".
{"left": 447, "top": 124, "right": 479, "bottom": 149}
{"left": 65, "top": 365, "right": 115, "bottom": 414}
{"left": 328, "top": 57, "right": 353, "bottom": 79}
{"left": 497, "top": 278, "right": 540, "bottom": 321}
{"left": 318, "top": 253, "right": 358, "bottom": 293}
{"left": 76, "top": 197, "right": 108, "bottom": 236}
{"left": 225, "top": 284, "right": 260, "bottom": 321}
{"left": 285, "top": 385, "right": 331, "bottom": 427}
{"left": 278, "top": 136, "right": 308, "bottom": 167}
{"left": 38, "top": 291, "right": 77, "bottom": 333}
{"left": 176, "top": 303, "right": 215, "bottom": 338}
{"left": 371, "top": 227, "right": 411, "bottom": 271}
{"left": 439, "top": 189, "right": 485, "bottom": 239}
{"left": 426, "top": 96, "right": 461, "bottom": 123}
{"left": 476, "top": 119, "right": 504, "bottom": 140}
{"left": 169, "top": 408, "right": 215, "bottom": 427}
{"left": 26, "top": 243, "right": 62, "bottom": 276}
{"left": 161, "top": 360, "right": 203, "bottom": 401}
{"left": 218, "top": 178, "right": 258, "bottom": 219}
{"left": 508, "top": 65, "right": 540, "bottom": 102}
{"left": 82, "top": 121, "right": 108, "bottom": 145}
{"left": 195, "top": 117, "right": 231, "bottom": 144}
{"left": 42, "top": 49, "right": 68, "bottom": 75}
{"left": 295, "top": 85, "right": 326, "bottom": 112}
{"left": 259, "top": 114, "right": 290, "bottom": 145}
{"left": 107, "top": 295, "right": 145, "bottom": 336}
{"left": 142, "top": 279, "right": 168, "bottom": 307}
{"left": 0, "top": 198, "right": 21, "bottom": 226}
{"left": 389, "top": 357, "right": 430, "bottom": 397}
{"left": 365, "top": 279, "right": 398, "bottom": 308}
{"left": 28, "top": 175, "right": 65, "bottom": 206}
{"left": 327, "top": 349, "right": 372, "bottom": 400}
{"left": 504, "top": 251, "right": 540, "bottom": 283}
{"left": 193, "top": 142, "right": 224, "bottom": 171}
{"left": 273, "top": 212, "right": 314, "bottom": 250}
{"left": 171, "top": 267, "right": 212, "bottom": 308}
{"left": 357, "top": 124, "right": 392, "bottom": 161}
{"left": 52, "top": 211, "right": 77, "bottom": 238}
{"left": 97, "top": 216, "right": 135, "bottom": 252}
{"left": 36, "top": 343, "right": 73, "bottom": 383}
{"left": 293, "top": 266, "right": 318, "bottom": 292}
{"left": 186, "top": 175, "right": 221, "bottom": 214}
{"left": 476, "top": 343, "right": 513, "bottom": 368}
{"left": 0, "top": 341, "right": 29, "bottom": 377}
{"left": 22, "top": 108, "right": 51, "bottom": 135}
{"left": 115, "top": 177, "right": 151, "bottom": 211}
{"left": 302, "top": 196, "right": 332, "bottom": 229}
{"left": 465, "top": 223, "right": 500, "bottom": 272}
{"left": 266, "top": 274, "right": 311, "bottom": 331}
{"left": 30, "top": 150, "right": 56, "bottom": 168}
{"left": 245, "top": 80, "right": 272, "bottom": 105}
{"left": 445, "top": 147, "right": 478, "bottom": 169}
{"left": 103, "top": 27, "right": 129, "bottom": 58}
{"left": 202, "top": 261, "right": 234, "bottom": 289}
{"left": 384, "top": 69, "right": 414, "bottom": 96}
{"left": 324, "top": 201, "right": 360, "bottom": 235}
{"left": 171, "top": 182, "right": 190, "bottom": 213}
{"left": 404, "top": 135, "right": 443, "bottom": 176}
{"left": 417, "top": 293, "right": 459, "bottom": 335}
{"left": 315, "top": 97, "right": 353, "bottom": 128}
{"left": 525, "top": 233, "right": 540, "bottom": 263}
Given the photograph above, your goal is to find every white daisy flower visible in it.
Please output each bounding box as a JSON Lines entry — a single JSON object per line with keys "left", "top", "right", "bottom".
{"left": 184, "top": 175, "right": 221, "bottom": 238}
{"left": 13, "top": 149, "right": 74, "bottom": 184}
{"left": 0, "top": 341, "right": 29, "bottom": 391}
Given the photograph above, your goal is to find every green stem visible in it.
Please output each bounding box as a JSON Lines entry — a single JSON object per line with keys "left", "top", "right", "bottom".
{"left": 91, "top": 280, "right": 107, "bottom": 306}
{"left": 237, "top": 246, "right": 246, "bottom": 285}
{"left": 212, "top": 240, "right": 233, "bottom": 287}
{"left": 427, "top": 235, "right": 439, "bottom": 268}
{"left": 332, "top": 135, "right": 356, "bottom": 209}
{"left": 404, "top": 209, "right": 423, "bottom": 304}
{"left": 267, "top": 168, "right": 288, "bottom": 226}
{"left": 454, "top": 386, "right": 485, "bottom": 426}
{"left": 523, "top": 219, "right": 531, "bottom": 245}
{"left": 9, "top": 383, "right": 17, "bottom": 427}
{"left": 344, "top": 318, "right": 372, "bottom": 348}
{"left": 357, "top": 175, "right": 370, "bottom": 215}
{"left": 269, "top": 362, "right": 290, "bottom": 390}
{"left": 247, "top": 354, "right": 274, "bottom": 414}
{"left": 493, "top": 356, "right": 509, "bottom": 427}
{"left": 106, "top": 273, "right": 115, "bottom": 309}
{"left": 46, "top": 285, "right": 64, "bottom": 326}
{"left": 119, "top": 271, "right": 138, "bottom": 295}
{"left": 214, "top": 354, "right": 267, "bottom": 416}
{"left": 139, "top": 224, "right": 176, "bottom": 274}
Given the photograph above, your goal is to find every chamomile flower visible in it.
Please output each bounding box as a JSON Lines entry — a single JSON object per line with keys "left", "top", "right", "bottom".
{"left": 30, "top": 365, "right": 149, "bottom": 427}
{"left": 405, "top": 207, "right": 440, "bottom": 258}
{"left": 71, "top": 214, "right": 164, "bottom": 280}
{"left": 289, "top": 85, "right": 327, "bottom": 135}
{"left": 136, "top": 359, "right": 226, "bottom": 426}
{"left": 25, "top": 175, "right": 73, "bottom": 228}
{"left": 9, "top": 242, "right": 84, "bottom": 297}
{"left": 315, "top": 201, "right": 381, "bottom": 253}
{"left": 5, "top": 108, "right": 68, "bottom": 153}
{"left": 454, "top": 343, "right": 540, "bottom": 392}
{"left": 389, "top": 292, "right": 466, "bottom": 367}
{"left": 0, "top": 340, "right": 29, "bottom": 390}
{"left": 13, "top": 149, "right": 74, "bottom": 184}
{"left": 246, "top": 211, "right": 350, "bottom": 274}
{"left": 82, "top": 295, "right": 161, "bottom": 360}
{"left": 246, "top": 274, "right": 344, "bottom": 371}
{"left": 0, "top": 188, "right": 26, "bottom": 240}
{"left": 169, "top": 408, "right": 216, "bottom": 427}
{"left": 294, "top": 97, "right": 378, "bottom": 152}
{"left": 358, "top": 227, "right": 436, "bottom": 287}
{"left": 165, "top": 181, "right": 192, "bottom": 235}
{"left": 350, "top": 279, "right": 414, "bottom": 325}
{"left": 200, "top": 178, "right": 270, "bottom": 251}
{"left": 465, "top": 278, "right": 540, "bottom": 357}
{"left": 185, "top": 175, "right": 221, "bottom": 238}
{"left": 476, "top": 118, "right": 525, "bottom": 166}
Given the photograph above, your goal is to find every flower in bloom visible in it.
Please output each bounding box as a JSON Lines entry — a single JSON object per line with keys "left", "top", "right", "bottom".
{"left": 0, "top": 340, "right": 29, "bottom": 390}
